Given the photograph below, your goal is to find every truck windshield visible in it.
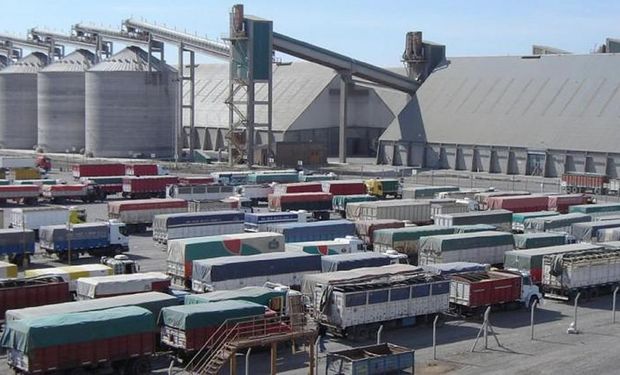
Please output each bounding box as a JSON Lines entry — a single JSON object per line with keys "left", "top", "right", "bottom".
{"left": 522, "top": 276, "right": 531, "bottom": 286}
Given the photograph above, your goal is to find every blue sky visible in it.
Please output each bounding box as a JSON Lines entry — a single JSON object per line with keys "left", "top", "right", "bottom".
{"left": 3, "top": 1, "right": 619, "bottom": 66}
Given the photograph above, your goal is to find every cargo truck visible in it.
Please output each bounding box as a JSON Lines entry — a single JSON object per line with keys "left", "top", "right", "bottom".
{"left": 272, "top": 182, "right": 323, "bottom": 195}
{"left": 523, "top": 212, "right": 592, "bottom": 233}
{"left": 25, "top": 264, "right": 114, "bottom": 292}
{"left": 364, "top": 178, "right": 401, "bottom": 198}
{"left": 320, "top": 252, "right": 392, "bottom": 272}
{"left": 542, "top": 248, "right": 620, "bottom": 300}
{"left": 152, "top": 210, "right": 245, "bottom": 244}
{"left": 268, "top": 192, "right": 333, "bottom": 220}
{"left": 0, "top": 229, "right": 35, "bottom": 266}
{"left": 191, "top": 252, "right": 322, "bottom": 292}
{"left": 333, "top": 194, "right": 378, "bottom": 218}
{"left": 10, "top": 207, "right": 70, "bottom": 239}
{"left": 125, "top": 163, "right": 166, "bottom": 176}
{"left": 38, "top": 221, "right": 129, "bottom": 262}
{"left": 547, "top": 194, "right": 588, "bottom": 213}
{"left": 322, "top": 180, "right": 367, "bottom": 196}
{"left": 373, "top": 225, "right": 455, "bottom": 265}
{"left": 418, "top": 231, "right": 515, "bottom": 266}
{"left": 166, "top": 183, "right": 234, "bottom": 201}
{"left": 122, "top": 175, "right": 179, "bottom": 199}
{"left": 571, "top": 219, "right": 620, "bottom": 242}
{"left": 569, "top": 202, "right": 620, "bottom": 218}
{"left": 285, "top": 237, "right": 364, "bottom": 256}
{"left": 561, "top": 173, "right": 607, "bottom": 194}
{"left": 401, "top": 186, "right": 459, "bottom": 199}
{"left": 0, "top": 276, "right": 71, "bottom": 321}
{"left": 79, "top": 176, "right": 124, "bottom": 196}
{"left": 346, "top": 199, "right": 432, "bottom": 224}
{"left": 304, "top": 265, "right": 448, "bottom": 339}
{"left": 353, "top": 219, "right": 405, "bottom": 248}
{"left": 40, "top": 183, "right": 106, "bottom": 203}
{"left": 434, "top": 209, "right": 513, "bottom": 232}
{"left": 512, "top": 211, "right": 559, "bottom": 233}
{"left": 326, "top": 343, "right": 415, "bottom": 375}
{"left": 0, "top": 185, "right": 40, "bottom": 205}
{"left": 513, "top": 232, "right": 569, "bottom": 249}
{"left": 188, "top": 197, "right": 252, "bottom": 213}
{"left": 167, "top": 232, "right": 285, "bottom": 289}
{"left": 430, "top": 200, "right": 471, "bottom": 219}
{"left": 72, "top": 163, "right": 125, "bottom": 179}
{"left": 108, "top": 198, "right": 188, "bottom": 233}
{"left": 267, "top": 219, "right": 356, "bottom": 242}
{"left": 76, "top": 272, "right": 170, "bottom": 300}
{"left": 448, "top": 270, "right": 541, "bottom": 316}
{"left": 486, "top": 195, "right": 549, "bottom": 213}
{"left": 1, "top": 306, "right": 156, "bottom": 375}
{"left": 474, "top": 191, "right": 531, "bottom": 210}
{"left": 244, "top": 211, "right": 306, "bottom": 232}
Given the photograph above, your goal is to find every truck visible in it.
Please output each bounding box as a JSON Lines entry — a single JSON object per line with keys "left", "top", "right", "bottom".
{"left": 512, "top": 211, "right": 559, "bottom": 233}
{"left": 5, "top": 292, "right": 176, "bottom": 323}
{"left": 40, "top": 183, "right": 106, "bottom": 203}
{"left": 346, "top": 199, "right": 432, "bottom": 224}
{"left": 322, "top": 180, "right": 367, "bottom": 196}
{"left": 561, "top": 173, "right": 607, "bottom": 194}
{"left": 269, "top": 192, "right": 333, "bottom": 220}
{"left": 486, "top": 195, "right": 549, "bottom": 213}
{"left": 542, "top": 248, "right": 620, "bottom": 300}
{"left": 333, "top": 194, "right": 378, "bottom": 218}
{"left": 548, "top": 194, "right": 588, "bottom": 213}
{"left": 79, "top": 176, "right": 124, "bottom": 196}
{"left": 188, "top": 197, "right": 252, "bottom": 213}
{"left": 247, "top": 171, "right": 299, "bottom": 184}
{"left": 166, "top": 183, "right": 234, "bottom": 201}
{"left": 1, "top": 306, "right": 156, "bottom": 375}
{"left": 122, "top": 175, "right": 179, "bottom": 199}
{"left": 108, "top": 198, "right": 188, "bottom": 233}
{"left": 373, "top": 226, "right": 456, "bottom": 265}
{"left": 152, "top": 210, "right": 245, "bottom": 244}
{"left": 212, "top": 171, "right": 251, "bottom": 186}
{"left": 10, "top": 207, "right": 70, "bottom": 238}
{"left": 474, "top": 191, "right": 531, "bottom": 210}
{"left": 326, "top": 343, "right": 415, "bottom": 375}
{"left": 272, "top": 182, "right": 323, "bottom": 195}
{"left": 76, "top": 272, "right": 170, "bottom": 300}
{"left": 285, "top": 237, "right": 365, "bottom": 255}
{"left": 0, "top": 276, "right": 71, "bottom": 320}
{"left": 502, "top": 243, "right": 603, "bottom": 284}
{"left": 434, "top": 209, "right": 513, "bottom": 232}
{"left": 167, "top": 232, "right": 285, "bottom": 289}
{"left": 320, "top": 252, "right": 393, "bottom": 272}
{"left": 523, "top": 212, "right": 592, "bottom": 233}
{"left": 38, "top": 221, "right": 129, "bottom": 262}
{"left": 244, "top": 211, "right": 306, "bottom": 232}
{"left": 513, "top": 232, "right": 569, "bottom": 249}
{"left": 0, "top": 229, "right": 35, "bottom": 265}
{"left": 237, "top": 184, "right": 273, "bottom": 204}
{"left": 125, "top": 163, "right": 166, "bottom": 176}
{"left": 430, "top": 200, "right": 470, "bottom": 219}
{"left": 353, "top": 219, "right": 405, "bottom": 248}
{"left": 303, "top": 265, "right": 447, "bottom": 339}
{"left": 0, "top": 185, "right": 40, "bottom": 205}
{"left": 364, "top": 178, "right": 401, "bottom": 198}
{"left": 418, "top": 231, "right": 515, "bottom": 266}
{"left": 191, "top": 252, "right": 322, "bottom": 292}
{"left": 267, "top": 220, "right": 356, "bottom": 242}
{"left": 401, "top": 185, "right": 459, "bottom": 199}
{"left": 571, "top": 219, "right": 620, "bottom": 242}
{"left": 72, "top": 163, "right": 125, "bottom": 179}
{"left": 448, "top": 270, "right": 541, "bottom": 316}
{"left": 25, "top": 264, "right": 114, "bottom": 292}
{"left": 569, "top": 202, "right": 620, "bottom": 218}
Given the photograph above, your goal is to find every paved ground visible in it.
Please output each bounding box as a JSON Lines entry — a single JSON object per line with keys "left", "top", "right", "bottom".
{"left": 1, "top": 162, "right": 620, "bottom": 374}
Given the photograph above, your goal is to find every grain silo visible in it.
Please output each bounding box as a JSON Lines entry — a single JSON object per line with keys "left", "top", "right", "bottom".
{"left": 85, "top": 46, "right": 176, "bottom": 158}
{"left": 0, "top": 52, "right": 48, "bottom": 149}
{"left": 0, "top": 55, "right": 7, "bottom": 70}
{"left": 37, "top": 49, "right": 95, "bottom": 153}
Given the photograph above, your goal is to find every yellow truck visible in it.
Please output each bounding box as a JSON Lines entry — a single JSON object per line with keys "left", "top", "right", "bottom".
{"left": 365, "top": 178, "right": 402, "bottom": 199}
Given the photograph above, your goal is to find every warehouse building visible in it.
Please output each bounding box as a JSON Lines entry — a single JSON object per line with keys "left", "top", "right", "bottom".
{"left": 378, "top": 50, "right": 620, "bottom": 178}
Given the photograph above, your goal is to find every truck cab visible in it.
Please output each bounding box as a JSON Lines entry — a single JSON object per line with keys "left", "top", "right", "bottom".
{"left": 519, "top": 272, "right": 542, "bottom": 308}
{"left": 383, "top": 249, "right": 410, "bottom": 264}
{"left": 101, "top": 254, "right": 139, "bottom": 274}
{"left": 109, "top": 221, "right": 130, "bottom": 248}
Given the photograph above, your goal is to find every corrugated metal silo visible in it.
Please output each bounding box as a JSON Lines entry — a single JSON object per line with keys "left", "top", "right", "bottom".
{"left": 0, "top": 52, "right": 49, "bottom": 149}
{"left": 38, "top": 49, "right": 95, "bottom": 153}
{"left": 85, "top": 46, "right": 176, "bottom": 158}
{"left": 0, "top": 55, "right": 7, "bottom": 70}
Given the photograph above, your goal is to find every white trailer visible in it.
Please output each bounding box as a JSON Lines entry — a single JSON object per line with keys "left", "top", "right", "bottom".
{"left": 285, "top": 237, "right": 364, "bottom": 255}
{"left": 75, "top": 272, "right": 170, "bottom": 299}
{"left": 542, "top": 249, "right": 620, "bottom": 300}
{"left": 418, "top": 231, "right": 515, "bottom": 266}
{"left": 152, "top": 211, "right": 245, "bottom": 244}
{"left": 10, "top": 207, "right": 69, "bottom": 237}
{"left": 166, "top": 184, "right": 234, "bottom": 201}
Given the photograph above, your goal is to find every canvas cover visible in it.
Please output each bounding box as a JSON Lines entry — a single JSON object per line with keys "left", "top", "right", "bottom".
{"left": 160, "top": 300, "right": 264, "bottom": 330}
{"left": 419, "top": 231, "right": 514, "bottom": 252}
{"left": 321, "top": 252, "right": 391, "bottom": 272}
{"left": 514, "top": 233, "right": 567, "bottom": 249}
{"left": 184, "top": 286, "right": 286, "bottom": 306}
{"left": 373, "top": 225, "right": 455, "bottom": 245}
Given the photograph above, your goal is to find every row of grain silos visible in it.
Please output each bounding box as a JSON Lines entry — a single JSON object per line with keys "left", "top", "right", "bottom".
{"left": 0, "top": 46, "right": 176, "bottom": 158}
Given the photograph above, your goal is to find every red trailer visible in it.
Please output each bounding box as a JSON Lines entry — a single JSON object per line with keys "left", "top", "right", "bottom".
{"left": 125, "top": 164, "right": 159, "bottom": 176}
{"left": 178, "top": 176, "right": 215, "bottom": 185}
{"left": 0, "top": 185, "right": 40, "bottom": 205}
{"left": 41, "top": 184, "right": 106, "bottom": 203}
{"left": 486, "top": 195, "right": 549, "bottom": 213}
{"left": 268, "top": 192, "right": 333, "bottom": 220}
{"left": 273, "top": 182, "right": 323, "bottom": 195}
{"left": 354, "top": 219, "right": 405, "bottom": 247}
{"left": 122, "top": 176, "right": 179, "bottom": 199}
{"left": 0, "top": 278, "right": 71, "bottom": 320}
{"left": 547, "top": 194, "right": 588, "bottom": 214}
{"left": 72, "top": 163, "right": 125, "bottom": 179}
{"left": 108, "top": 199, "right": 188, "bottom": 233}
{"left": 562, "top": 173, "right": 607, "bottom": 194}
{"left": 322, "top": 180, "right": 367, "bottom": 195}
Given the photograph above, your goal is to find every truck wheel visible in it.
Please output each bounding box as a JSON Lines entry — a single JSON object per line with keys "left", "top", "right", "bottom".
{"left": 594, "top": 187, "right": 602, "bottom": 195}
{"left": 130, "top": 357, "right": 151, "bottom": 375}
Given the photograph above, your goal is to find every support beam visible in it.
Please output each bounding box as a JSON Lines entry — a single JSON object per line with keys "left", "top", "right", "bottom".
{"left": 230, "top": 350, "right": 237, "bottom": 375}
{"left": 270, "top": 342, "right": 277, "bottom": 375}
{"left": 308, "top": 338, "right": 315, "bottom": 375}
{"left": 339, "top": 72, "right": 351, "bottom": 164}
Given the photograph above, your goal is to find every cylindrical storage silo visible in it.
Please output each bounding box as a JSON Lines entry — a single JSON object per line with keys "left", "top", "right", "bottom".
{"left": 0, "top": 55, "right": 7, "bottom": 70}
{"left": 85, "top": 46, "right": 176, "bottom": 158}
{"left": 38, "top": 49, "right": 95, "bottom": 153}
{"left": 0, "top": 52, "right": 49, "bottom": 149}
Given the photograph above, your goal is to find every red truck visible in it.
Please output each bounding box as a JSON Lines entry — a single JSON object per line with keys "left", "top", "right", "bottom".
{"left": 108, "top": 199, "right": 188, "bottom": 233}
{"left": 3, "top": 306, "right": 155, "bottom": 375}
{"left": 0, "top": 185, "right": 40, "bottom": 205}
{"left": 273, "top": 182, "right": 323, "bottom": 195}
{"left": 268, "top": 192, "right": 333, "bottom": 220}
{"left": 41, "top": 184, "right": 106, "bottom": 203}
{"left": 321, "top": 180, "right": 367, "bottom": 195}
{"left": 354, "top": 219, "right": 405, "bottom": 248}
{"left": 547, "top": 194, "right": 588, "bottom": 214}
{"left": 125, "top": 164, "right": 161, "bottom": 176}
{"left": 486, "top": 195, "right": 549, "bottom": 213}
{"left": 122, "top": 176, "right": 179, "bottom": 199}
{"left": 179, "top": 176, "right": 215, "bottom": 185}
{"left": 561, "top": 173, "right": 607, "bottom": 194}
{"left": 72, "top": 163, "right": 126, "bottom": 179}
{"left": 449, "top": 270, "right": 541, "bottom": 316}
{"left": 0, "top": 277, "right": 71, "bottom": 320}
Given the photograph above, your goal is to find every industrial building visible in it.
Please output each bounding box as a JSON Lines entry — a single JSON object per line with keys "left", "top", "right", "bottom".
{"left": 377, "top": 50, "right": 620, "bottom": 178}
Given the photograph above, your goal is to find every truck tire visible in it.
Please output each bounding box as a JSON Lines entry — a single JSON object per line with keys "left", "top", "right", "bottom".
{"left": 594, "top": 187, "right": 602, "bottom": 195}
{"left": 129, "top": 357, "right": 151, "bottom": 375}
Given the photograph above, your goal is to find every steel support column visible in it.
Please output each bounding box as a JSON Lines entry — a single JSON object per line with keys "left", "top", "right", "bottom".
{"left": 177, "top": 43, "right": 196, "bottom": 161}
{"left": 339, "top": 72, "right": 351, "bottom": 164}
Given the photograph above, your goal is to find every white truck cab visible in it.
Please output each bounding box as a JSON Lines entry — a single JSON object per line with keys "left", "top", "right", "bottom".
{"left": 101, "top": 254, "right": 139, "bottom": 274}
{"left": 383, "top": 249, "right": 410, "bottom": 264}
{"left": 109, "top": 220, "right": 130, "bottom": 247}
{"left": 519, "top": 271, "right": 542, "bottom": 308}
